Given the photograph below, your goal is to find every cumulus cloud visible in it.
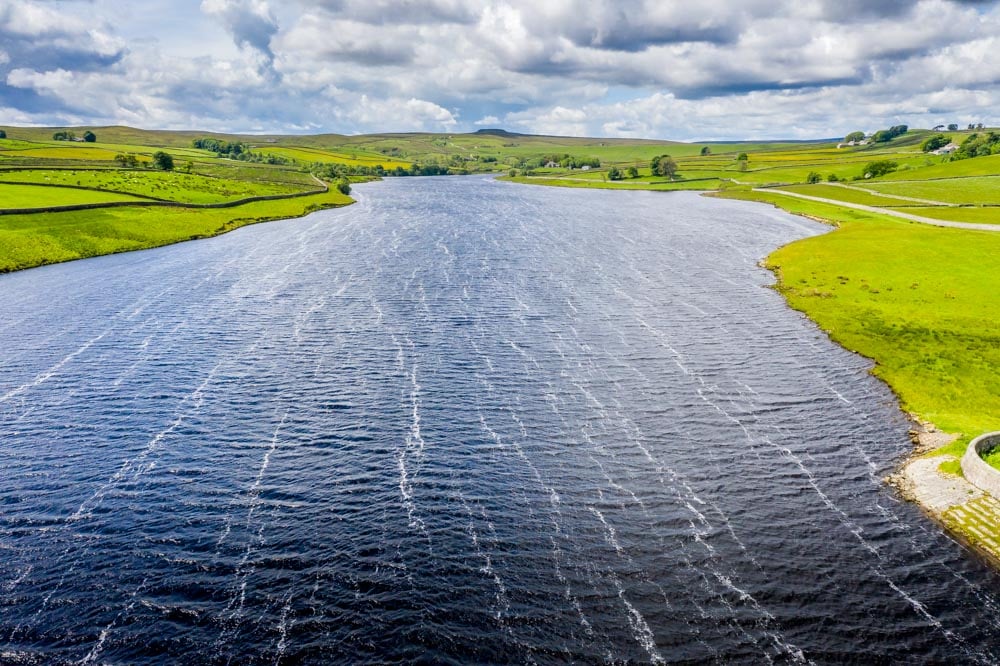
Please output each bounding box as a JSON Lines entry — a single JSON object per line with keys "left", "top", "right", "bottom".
{"left": 201, "top": 0, "right": 279, "bottom": 68}
{"left": 343, "top": 96, "right": 458, "bottom": 131}
{"left": 2, "top": 0, "right": 1000, "bottom": 138}
{"left": 278, "top": 15, "right": 418, "bottom": 66}
{"left": 306, "top": 0, "right": 481, "bottom": 25}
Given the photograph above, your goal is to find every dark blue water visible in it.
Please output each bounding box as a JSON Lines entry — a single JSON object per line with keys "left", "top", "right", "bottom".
{"left": 1, "top": 177, "right": 999, "bottom": 664}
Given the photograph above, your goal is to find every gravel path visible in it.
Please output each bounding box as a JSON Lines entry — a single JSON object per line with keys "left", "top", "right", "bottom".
{"left": 758, "top": 187, "right": 1000, "bottom": 231}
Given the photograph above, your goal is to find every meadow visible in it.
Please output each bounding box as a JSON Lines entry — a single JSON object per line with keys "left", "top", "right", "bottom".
{"left": 0, "top": 169, "right": 311, "bottom": 204}
{"left": 0, "top": 182, "right": 151, "bottom": 207}
{"left": 719, "top": 189, "right": 1000, "bottom": 461}
{"left": 0, "top": 187, "right": 352, "bottom": 273}
{"left": 860, "top": 176, "right": 1000, "bottom": 205}
{"left": 0, "top": 127, "right": 356, "bottom": 272}
{"left": 254, "top": 145, "right": 410, "bottom": 169}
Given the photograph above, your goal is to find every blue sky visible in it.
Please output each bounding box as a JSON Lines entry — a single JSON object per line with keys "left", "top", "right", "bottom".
{"left": 1, "top": 0, "right": 998, "bottom": 139}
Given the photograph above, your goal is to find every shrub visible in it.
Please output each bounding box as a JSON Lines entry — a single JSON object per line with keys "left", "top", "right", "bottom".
{"left": 862, "top": 160, "right": 898, "bottom": 178}
{"left": 336, "top": 177, "right": 351, "bottom": 195}
{"left": 607, "top": 166, "right": 624, "bottom": 181}
{"left": 626, "top": 166, "right": 639, "bottom": 178}
{"left": 83, "top": 130, "right": 96, "bottom": 143}
{"left": 114, "top": 153, "right": 139, "bottom": 168}
{"left": 807, "top": 171, "right": 822, "bottom": 184}
{"left": 827, "top": 173, "right": 839, "bottom": 182}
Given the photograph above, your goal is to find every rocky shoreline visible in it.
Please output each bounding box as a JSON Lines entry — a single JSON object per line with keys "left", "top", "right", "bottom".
{"left": 887, "top": 422, "right": 1000, "bottom": 569}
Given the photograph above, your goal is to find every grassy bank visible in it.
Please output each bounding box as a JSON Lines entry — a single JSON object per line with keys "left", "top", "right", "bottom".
{"left": 0, "top": 187, "right": 352, "bottom": 273}
{"left": 718, "top": 189, "right": 1000, "bottom": 458}
{"left": 0, "top": 128, "right": 363, "bottom": 273}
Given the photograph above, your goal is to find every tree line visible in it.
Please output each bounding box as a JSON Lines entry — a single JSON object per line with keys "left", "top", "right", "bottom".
{"left": 191, "top": 138, "right": 290, "bottom": 165}
{"left": 52, "top": 130, "right": 96, "bottom": 142}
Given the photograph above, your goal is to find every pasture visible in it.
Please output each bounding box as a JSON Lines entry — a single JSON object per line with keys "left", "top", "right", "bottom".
{"left": 0, "top": 182, "right": 151, "bottom": 208}
{"left": 0, "top": 169, "right": 311, "bottom": 204}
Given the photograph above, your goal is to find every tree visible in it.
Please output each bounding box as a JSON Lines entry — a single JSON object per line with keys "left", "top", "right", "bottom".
{"left": 607, "top": 166, "right": 624, "bottom": 181}
{"left": 871, "top": 125, "right": 907, "bottom": 143}
{"left": 827, "top": 173, "right": 839, "bottom": 182}
{"left": 947, "top": 124, "right": 959, "bottom": 131}
{"left": 114, "top": 153, "right": 139, "bottom": 168}
{"left": 336, "top": 177, "right": 351, "bottom": 195}
{"left": 920, "top": 134, "right": 951, "bottom": 153}
{"left": 862, "top": 160, "right": 898, "bottom": 178}
{"left": 626, "top": 166, "right": 639, "bottom": 179}
{"left": 953, "top": 131, "right": 1000, "bottom": 160}
{"left": 844, "top": 131, "right": 865, "bottom": 143}
{"left": 52, "top": 131, "right": 75, "bottom": 141}
{"left": 806, "top": 171, "right": 821, "bottom": 184}
{"left": 700, "top": 146, "right": 711, "bottom": 156}
{"left": 736, "top": 152, "right": 748, "bottom": 161}
{"left": 151, "top": 151, "right": 174, "bottom": 171}
{"left": 82, "top": 130, "right": 96, "bottom": 143}
{"left": 650, "top": 154, "right": 678, "bottom": 179}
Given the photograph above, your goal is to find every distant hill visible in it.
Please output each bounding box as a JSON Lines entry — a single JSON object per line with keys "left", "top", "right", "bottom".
{"left": 473, "top": 128, "right": 524, "bottom": 137}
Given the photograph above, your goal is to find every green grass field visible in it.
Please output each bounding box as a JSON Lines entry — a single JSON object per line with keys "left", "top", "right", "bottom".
{"left": 778, "top": 183, "right": 935, "bottom": 207}
{"left": 717, "top": 189, "right": 1000, "bottom": 457}
{"left": 886, "top": 206, "right": 1000, "bottom": 225}
{"left": 255, "top": 145, "right": 411, "bottom": 169}
{"left": 0, "top": 126, "right": 358, "bottom": 273}
{"left": 0, "top": 187, "right": 352, "bottom": 273}
{"left": 861, "top": 177, "right": 1000, "bottom": 205}
{"left": 0, "top": 182, "right": 151, "bottom": 207}
{"left": 0, "top": 169, "right": 311, "bottom": 204}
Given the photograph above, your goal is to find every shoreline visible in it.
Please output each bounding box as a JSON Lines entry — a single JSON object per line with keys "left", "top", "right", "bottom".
{"left": 725, "top": 190, "right": 1000, "bottom": 570}
{"left": 5, "top": 173, "right": 999, "bottom": 570}
{"left": 0, "top": 187, "right": 354, "bottom": 275}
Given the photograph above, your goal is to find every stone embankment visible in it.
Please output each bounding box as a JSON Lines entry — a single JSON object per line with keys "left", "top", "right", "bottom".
{"left": 961, "top": 432, "right": 1000, "bottom": 498}
{"left": 892, "top": 431, "right": 1000, "bottom": 567}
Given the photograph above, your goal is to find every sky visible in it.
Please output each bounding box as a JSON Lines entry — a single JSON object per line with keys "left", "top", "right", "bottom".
{"left": 1, "top": 0, "right": 998, "bottom": 140}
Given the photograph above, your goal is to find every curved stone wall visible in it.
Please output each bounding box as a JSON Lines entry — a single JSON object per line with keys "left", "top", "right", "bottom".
{"left": 961, "top": 432, "right": 1000, "bottom": 498}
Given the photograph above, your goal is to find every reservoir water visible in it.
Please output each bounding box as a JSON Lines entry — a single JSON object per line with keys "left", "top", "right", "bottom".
{"left": 1, "top": 177, "right": 999, "bottom": 664}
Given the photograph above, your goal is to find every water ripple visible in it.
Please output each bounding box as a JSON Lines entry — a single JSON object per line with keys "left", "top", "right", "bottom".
{"left": 0, "top": 177, "right": 998, "bottom": 664}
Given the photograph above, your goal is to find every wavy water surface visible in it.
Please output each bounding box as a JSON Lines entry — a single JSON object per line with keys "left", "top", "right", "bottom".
{"left": 1, "top": 177, "right": 999, "bottom": 664}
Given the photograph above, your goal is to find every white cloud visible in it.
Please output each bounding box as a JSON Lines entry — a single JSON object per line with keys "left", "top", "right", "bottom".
{"left": 343, "top": 96, "right": 457, "bottom": 131}
{"left": 2, "top": 0, "right": 999, "bottom": 137}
